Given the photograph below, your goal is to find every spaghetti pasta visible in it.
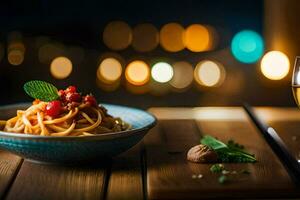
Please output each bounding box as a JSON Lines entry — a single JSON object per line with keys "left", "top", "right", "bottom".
{"left": 1, "top": 84, "right": 130, "bottom": 136}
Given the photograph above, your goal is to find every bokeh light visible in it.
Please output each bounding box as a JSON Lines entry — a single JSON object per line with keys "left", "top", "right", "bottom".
{"left": 103, "top": 21, "right": 132, "bottom": 50}
{"left": 170, "top": 61, "right": 194, "bottom": 90}
{"left": 8, "top": 49, "right": 24, "bottom": 66}
{"left": 231, "top": 30, "right": 264, "bottom": 63}
{"left": 97, "top": 57, "right": 122, "bottom": 84}
{"left": 125, "top": 60, "right": 150, "bottom": 86}
{"left": 7, "top": 32, "right": 25, "bottom": 66}
{"left": 194, "top": 60, "right": 225, "bottom": 87}
{"left": 7, "top": 42, "right": 25, "bottom": 66}
{"left": 260, "top": 51, "right": 290, "bottom": 80}
{"left": 151, "top": 62, "right": 174, "bottom": 83}
{"left": 50, "top": 57, "right": 73, "bottom": 79}
{"left": 160, "top": 23, "right": 185, "bottom": 52}
{"left": 185, "top": 24, "right": 210, "bottom": 52}
{"left": 132, "top": 23, "right": 159, "bottom": 52}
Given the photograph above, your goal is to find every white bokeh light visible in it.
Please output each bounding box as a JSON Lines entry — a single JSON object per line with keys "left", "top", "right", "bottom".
{"left": 194, "top": 60, "right": 224, "bottom": 87}
{"left": 151, "top": 62, "right": 174, "bottom": 83}
{"left": 260, "top": 51, "right": 290, "bottom": 80}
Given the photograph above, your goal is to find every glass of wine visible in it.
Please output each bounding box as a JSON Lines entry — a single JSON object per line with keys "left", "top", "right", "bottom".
{"left": 292, "top": 57, "right": 300, "bottom": 163}
{"left": 292, "top": 57, "right": 300, "bottom": 106}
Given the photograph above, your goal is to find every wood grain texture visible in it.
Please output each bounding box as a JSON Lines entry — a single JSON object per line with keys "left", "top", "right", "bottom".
{"left": 5, "top": 160, "right": 108, "bottom": 200}
{"left": 254, "top": 107, "right": 300, "bottom": 121}
{"left": 255, "top": 107, "right": 300, "bottom": 163}
{"left": 145, "top": 108, "right": 300, "bottom": 200}
{"left": 0, "top": 151, "right": 22, "bottom": 199}
{"left": 0, "top": 104, "right": 25, "bottom": 199}
{"left": 106, "top": 144, "right": 144, "bottom": 200}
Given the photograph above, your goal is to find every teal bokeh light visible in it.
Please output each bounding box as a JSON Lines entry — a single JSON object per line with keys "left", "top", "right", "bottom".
{"left": 231, "top": 30, "right": 264, "bottom": 63}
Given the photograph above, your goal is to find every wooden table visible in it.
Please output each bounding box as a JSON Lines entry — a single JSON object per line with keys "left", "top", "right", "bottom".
{"left": 0, "top": 107, "right": 300, "bottom": 200}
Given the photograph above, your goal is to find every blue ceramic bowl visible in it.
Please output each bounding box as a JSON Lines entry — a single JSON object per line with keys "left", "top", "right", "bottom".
{"left": 0, "top": 103, "right": 156, "bottom": 164}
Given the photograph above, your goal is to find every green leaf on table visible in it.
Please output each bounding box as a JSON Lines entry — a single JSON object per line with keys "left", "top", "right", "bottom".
{"left": 227, "top": 139, "right": 244, "bottom": 151}
{"left": 201, "top": 135, "right": 257, "bottom": 163}
{"left": 23, "top": 80, "right": 59, "bottom": 102}
{"left": 201, "top": 135, "right": 227, "bottom": 151}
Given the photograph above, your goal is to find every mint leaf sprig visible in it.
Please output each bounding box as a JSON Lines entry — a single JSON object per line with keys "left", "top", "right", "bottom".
{"left": 24, "top": 80, "right": 59, "bottom": 102}
{"left": 201, "top": 135, "right": 256, "bottom": 163}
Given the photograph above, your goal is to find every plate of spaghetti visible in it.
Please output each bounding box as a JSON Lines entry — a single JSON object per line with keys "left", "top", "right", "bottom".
{"left": 0, "top": 81, "right": 156, "bottom": 164}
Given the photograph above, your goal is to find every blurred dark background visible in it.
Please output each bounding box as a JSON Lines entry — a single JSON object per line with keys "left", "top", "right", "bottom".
{"left": 0, "top": 0, "right": 297, "bottom": 109}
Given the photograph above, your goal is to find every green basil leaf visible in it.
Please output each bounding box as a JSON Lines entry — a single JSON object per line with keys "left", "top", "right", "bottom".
{"left": 201, "top": 135, "right": 228, "bottom": 151}
{"left": 24, "top": 80, "right": 59, "bottom": 102}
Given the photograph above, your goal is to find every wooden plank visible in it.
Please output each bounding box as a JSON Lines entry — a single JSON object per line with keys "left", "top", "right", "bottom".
{"left": 148, "top": 107, "right": 248, "bottom": 121}
{"left": 5, "top": 161, "right": 108, "bottom": 200}
{"left": 145, "top": 120, "right": 208, "bottom": 200}
{"left": 148, "top": 108, "right": 194, "bottom": 120}
{"left": 254, "top": 107, "right": 300, "bottom": 121}
{"left": 254, "top": 107, "right": 300, "bottom": 162}
{"left": 0, "top": 151, "right": 22, "bottom": 199}
{"left": 160, "top": 120, "right": 200, "bottom": 153}
{"left": 106, "top": 144, "right": 144, "bottom": 200}
{"left": 145, "top": 107, "right": 299, "bottom": 200}
{"left": 0, "top": 104, "right": 25, "bottom": 199}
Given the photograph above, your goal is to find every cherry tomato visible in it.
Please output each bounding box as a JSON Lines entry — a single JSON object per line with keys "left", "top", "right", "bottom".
{"left": 58, "top": 90, "right": 66, "bottom": 101}
{"left": 65, "top": 86, "right": 77, "bottom": 93}
{"left": 58, "top": 90, "right": 65, "bottom": 96}
{"left": 66, "top": 92, "right": 81, "bottom": 102}
{"left": 45, "top": 100, "right": 62, "bottom": 117}
{"left": 83, "top": 95, "right": 97, "bottom": 106}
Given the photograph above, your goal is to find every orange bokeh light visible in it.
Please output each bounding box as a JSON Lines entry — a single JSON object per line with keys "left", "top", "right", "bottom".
{"left": 132, "top": 23, "right": 159, "bottom": 52}
{"left": 125, "top": 60, "right": 150, "bottom": 86}
{"left": 50, "top": 56, "right": 73, "bottom": 79}
{"left": 185, "top": 24, "right": 210, "bottom": 52}
{"left": 160, "top": 23, "right": 186, "bottom": 52}
{"left": 103, "top": 21, "right": 132, "bottom": 50}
